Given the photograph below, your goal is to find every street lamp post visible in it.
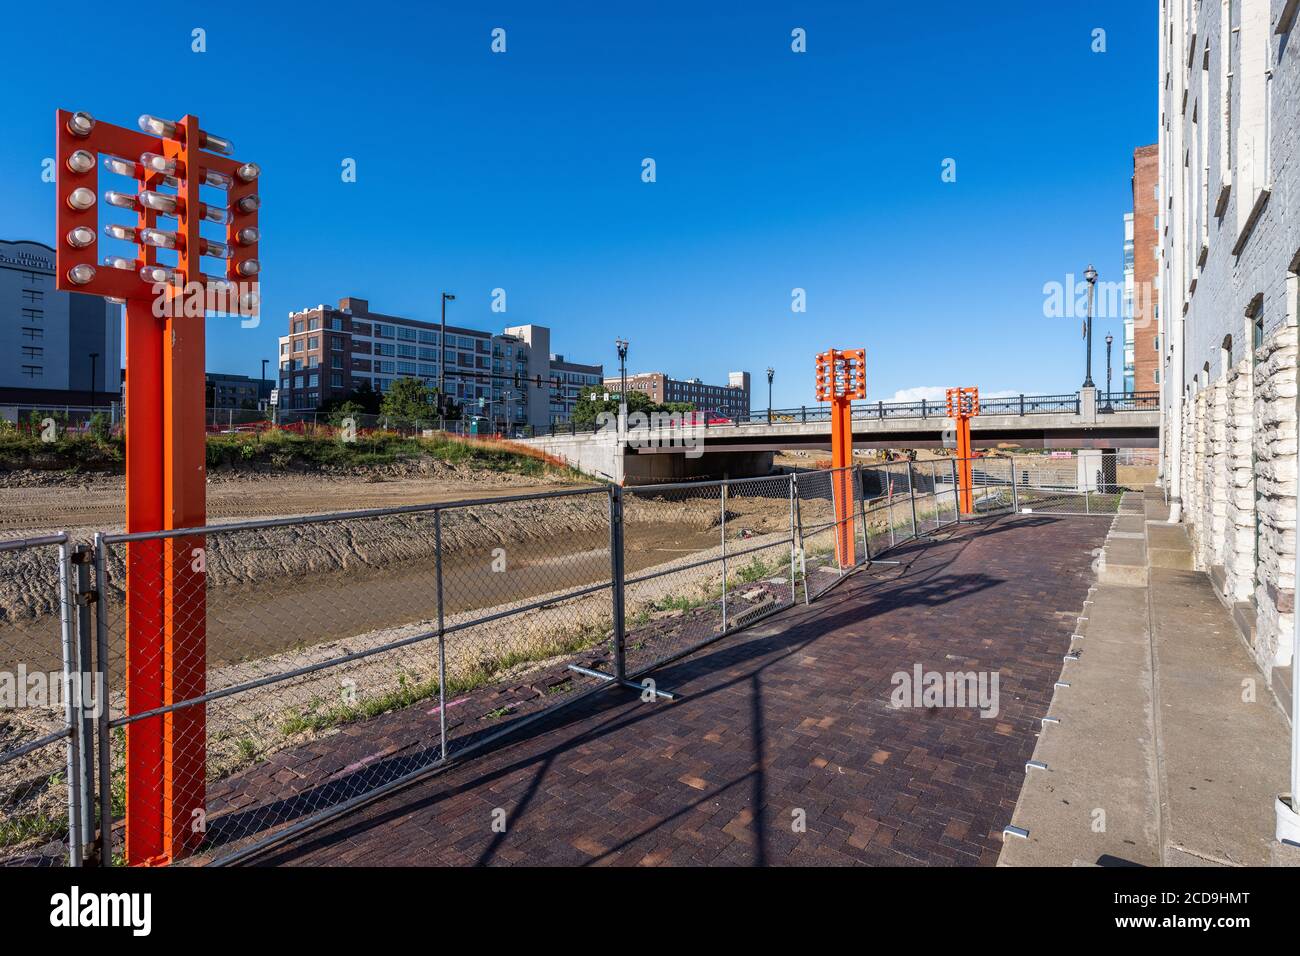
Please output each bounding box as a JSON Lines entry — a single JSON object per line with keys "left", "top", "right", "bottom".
{"left": 89, "top": 352, "right": 98, "bottom": 404}
{"left": 1103, "top": 334, "right": 1114, "bottom": 412}
{"left": 439, "top": 292, "right": 455, "bottom": 427}
{"left": 1082, "top": 264, "right": 1098, "bottom": 389}
{"left": 615, "top": 338, "right": 629, "bottom": 428}
{"left": 766, "top": 366, "right": 774, "bottom": 423}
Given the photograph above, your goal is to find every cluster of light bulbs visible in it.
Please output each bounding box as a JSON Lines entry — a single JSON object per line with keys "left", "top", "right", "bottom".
{"left": 62, "top": 111, "right": 260, "bottom": 289}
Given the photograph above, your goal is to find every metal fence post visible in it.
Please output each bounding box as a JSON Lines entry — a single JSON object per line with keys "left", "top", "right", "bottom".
{"left": 792, "top": 473, "right": 810, "bottom": 604}
{"left": 720, "top": 482, "right": 728, "bottom": 632}
{"left": 92, "top": 534, "right": 112, "bottom": 865}
{"left": 71, "top": 545, "right": 97, "bottom": 865}
{"left": 57, "top": 542, "right": 83, "bottom": 868}
{"left": 788, "top": 475, "right": 797, "bottom": 600}
{"left": 609, "top": 484, "right": 627, "bottom": 680}
{"left": 1011, "top": 463, "right": 1020, "bottom": 513}
{"left": 950, "top": 457, "right": 961, "bottom": 523}
{"left": 434, "top": 510, "right": 447, "bottom": 761}
{"left": 856, "top": 466, "right": 870, "bottom": 562}
{"left": 907, "top": 462, "right": 920, "bottom": 540}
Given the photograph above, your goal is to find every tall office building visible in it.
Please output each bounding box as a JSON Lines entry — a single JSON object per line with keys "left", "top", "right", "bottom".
{"left": 0, "top": 239, "right": 120, "bottom": 406}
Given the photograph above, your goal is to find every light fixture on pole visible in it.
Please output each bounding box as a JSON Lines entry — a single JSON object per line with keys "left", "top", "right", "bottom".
{"left": 1082, "top": 264, "right": 1098, "bottom": 389}
{"left": 766, "top": 366, "right": 774, "bottom": 424}
{"left": 615, "top": 338, "right": 629, "bottom": 424}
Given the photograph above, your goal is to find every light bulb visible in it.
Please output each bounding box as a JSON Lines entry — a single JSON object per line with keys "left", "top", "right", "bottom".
{"left": 139, "top": 152, "right": 176, "bottom": 175}
{"left": 103, "top": 155, "right": 142, "bottom": 178}
{"left": 138, "top": 114, "right": 177, "bottom": 138}
{"left": 138, "top": 190, "right": 179, "bottom": 214}
{"left": 67, "top": 263, "right": 96, "bottom": 285}
{"left": 236, "top": 259, "right": 260, "bottom": 276}
{"left": 139, "top": 227, "right": 178, "bottom": 250}
{"left": 236, "top": 163, "right": 260, "bottom": 182}
{"left": 66, "top": 150, "right": 95, "bottom": 174}
{"left": 104, "top": 224, "right": 138, "bottom": 243}
{"left": 66, "top": 112, "right": 95, "bottom": 137}
{"left": 200, "top": 131, "right": 234, "bottom": 155}
{"left": 67, "top": 187, "right": 96, "bottom": 210}
{"left": 103, "top": 256, "right": 135, "bottom": 271}
{"left": 66, "top": 226, "right": 96, "bottom": 248}
{"left": 235, "top": 226, "right": 259, "bottom": 245}
{"left": 104, "top": 190, "right": 138, "bottom": 211}
{"left": 139, "top": 264, "right": 178, "bottom": 285}
{"left": 203, "top": 169, "right": 233, "bottom": 189}
{"left": 200, "top": 204, "right": 228, "bottom": 224}
{"left": 234, "top": 194, "right": 260, "bottom": 214}
{"left": 202, "top": 238, "right": 229, "bottom": 258}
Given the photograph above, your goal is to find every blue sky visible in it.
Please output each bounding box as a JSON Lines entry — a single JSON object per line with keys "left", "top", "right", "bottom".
{"left": 0, "top": 1, "right": 1156, "bottom": 408}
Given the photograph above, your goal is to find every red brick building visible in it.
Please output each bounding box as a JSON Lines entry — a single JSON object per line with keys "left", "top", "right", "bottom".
{"left": 1131, "top": 144, "right": 1160, "bottom": 391}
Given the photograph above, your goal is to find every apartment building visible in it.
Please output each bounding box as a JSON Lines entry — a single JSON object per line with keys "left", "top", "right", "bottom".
{"left": 604, "top": 370, "right": 752, "bottom": 419}
{"left": 0, "top": 238, "right": 120, "bottom": 406}
{"left": 1158, "top": 0, "right": 1300, "bottom": 689}
{"left": 277, "top": 297, "right": 601, "bottom": 432}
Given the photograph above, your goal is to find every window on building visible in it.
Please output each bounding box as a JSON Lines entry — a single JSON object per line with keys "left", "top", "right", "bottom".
{"left": 21, "top": 327, "right": 42, "bottom": 340}
{"left": 20, "top": 365, "right": 42, "bottom": 378}
{"left": 21, "top": 289, "right": 43, "bottom": 303}
{"left": 21, "top": 308, "right": 42, "bottom": 322}
{"left": 331, "top": 373, "right": 343, "bottom": 388}
{"left": 307, "top": 337, "right": 319, "bottom": 350}
{"left": 21, "top": 346, "right": 43, "bottom": 359}
{"left": 1234, "top": 0, "right": 1271, "bottom": 237}
{"left": 308, "top": 318, "right": 320, "bottom": 330}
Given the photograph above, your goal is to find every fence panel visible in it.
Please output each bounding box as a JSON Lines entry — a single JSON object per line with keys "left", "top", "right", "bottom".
{"left": 0, "top": 534, "right": 82, "bottom": 867}
{"left": 796, "top": 467, "right": 863, "bottom": 601}
{"left": 622, "top": 475, "right": 797, "bottom": 674}
{"left": 436, "top": 491, "right": 616, "bottom": 753}
{"left": 861, "top": 462, "right": 916, "bottom": 555}
{"left": 95, "top": 486, "right": 614, "bottom": 865}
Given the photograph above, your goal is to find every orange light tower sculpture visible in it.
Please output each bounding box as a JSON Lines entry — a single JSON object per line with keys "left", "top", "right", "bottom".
{"left": 815, "top": 348, "right": 866, "bottom": 567}
{"left": 56, "top": 109, "right": 260, "bottom": 864}
{"left": 945, "top": 387, "right": 980, "bottom": 514}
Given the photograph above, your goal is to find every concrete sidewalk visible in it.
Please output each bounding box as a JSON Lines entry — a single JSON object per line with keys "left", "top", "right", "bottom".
{"left": 1000, "top": 487, "right": 1291, "bottom": 867}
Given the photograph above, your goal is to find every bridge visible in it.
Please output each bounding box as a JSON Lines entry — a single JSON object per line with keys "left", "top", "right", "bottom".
{"left": 523, "top": 389, "right": 1160, "bottom": 483}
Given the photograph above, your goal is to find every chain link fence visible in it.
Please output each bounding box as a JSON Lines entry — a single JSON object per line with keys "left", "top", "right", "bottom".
{"left": 622, "top": 474, "right": 798, "bottom": 675}
{"left": 5, "top": 452, "right": 1135, "bottom": 868}
{"left": 0, "top": 533, "right": 88, "bottom": 867}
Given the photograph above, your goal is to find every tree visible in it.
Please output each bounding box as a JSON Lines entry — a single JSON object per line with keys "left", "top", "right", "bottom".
{"left": 320, "top": 380, "right": 381, "bottom": 417}
{"left": 380, "top": 377, "right": 439, "bottom": 422}
{"left": 572, "top": 384, "right": 659, "bottom": 426}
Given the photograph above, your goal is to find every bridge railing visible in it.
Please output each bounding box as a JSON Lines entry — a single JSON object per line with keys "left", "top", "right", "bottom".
{"left": 537, "top": 389, "right": 1164, "bottom": 436}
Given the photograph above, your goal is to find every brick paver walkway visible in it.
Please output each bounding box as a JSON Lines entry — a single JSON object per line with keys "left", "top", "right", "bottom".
{"left": 252, "top": 514, "right": 1107, "bottom": 866}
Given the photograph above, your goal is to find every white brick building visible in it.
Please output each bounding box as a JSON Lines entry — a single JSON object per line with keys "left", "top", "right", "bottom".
{"left": 1159, "top": 0, "right": 1300, "bottom": 681}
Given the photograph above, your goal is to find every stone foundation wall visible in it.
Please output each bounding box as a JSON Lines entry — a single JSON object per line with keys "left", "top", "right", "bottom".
{"left": 1174, "top": 325, "right": 1297, "bottom": 678}
{"left": 1252, "top": 326, "right": 1298, "bottom": 673}
{"left": 1224, "top": 359, "right": 1256, "bottom": 604}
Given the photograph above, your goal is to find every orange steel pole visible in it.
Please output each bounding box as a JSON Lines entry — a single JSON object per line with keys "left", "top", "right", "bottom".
{"left": 124, "top": 299, "right": 166, "bottom": 864}
{"left": 816, "top": 349, "right": 866, "bottom": 568}
{"left": 946, "top": 387, "right": 980, "bottom": 515}
{"left": 159, "top": 115, "right": 207, "bottom": 860}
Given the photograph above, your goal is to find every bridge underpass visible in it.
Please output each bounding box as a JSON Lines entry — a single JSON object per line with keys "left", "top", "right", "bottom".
{"left": 524, "top": 398, "right": 1160, "bottom": 483}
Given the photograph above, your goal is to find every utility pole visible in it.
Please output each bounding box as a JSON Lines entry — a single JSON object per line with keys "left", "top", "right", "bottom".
{"left": 440, "top": 292, "right": 455, "bottom": 428}
{"left": 89, "top": 352, "right": 98, "bottom": 405}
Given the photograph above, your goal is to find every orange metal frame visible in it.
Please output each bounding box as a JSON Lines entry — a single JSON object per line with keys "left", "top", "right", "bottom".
{"left": 945, "top": 387, "right": 980, "bottom": 514}
{"left": 815, "top": 348, "right": 866, "bottom": 567}
{"left": 56, "top": 110, "right": 259, "bottom": 864}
